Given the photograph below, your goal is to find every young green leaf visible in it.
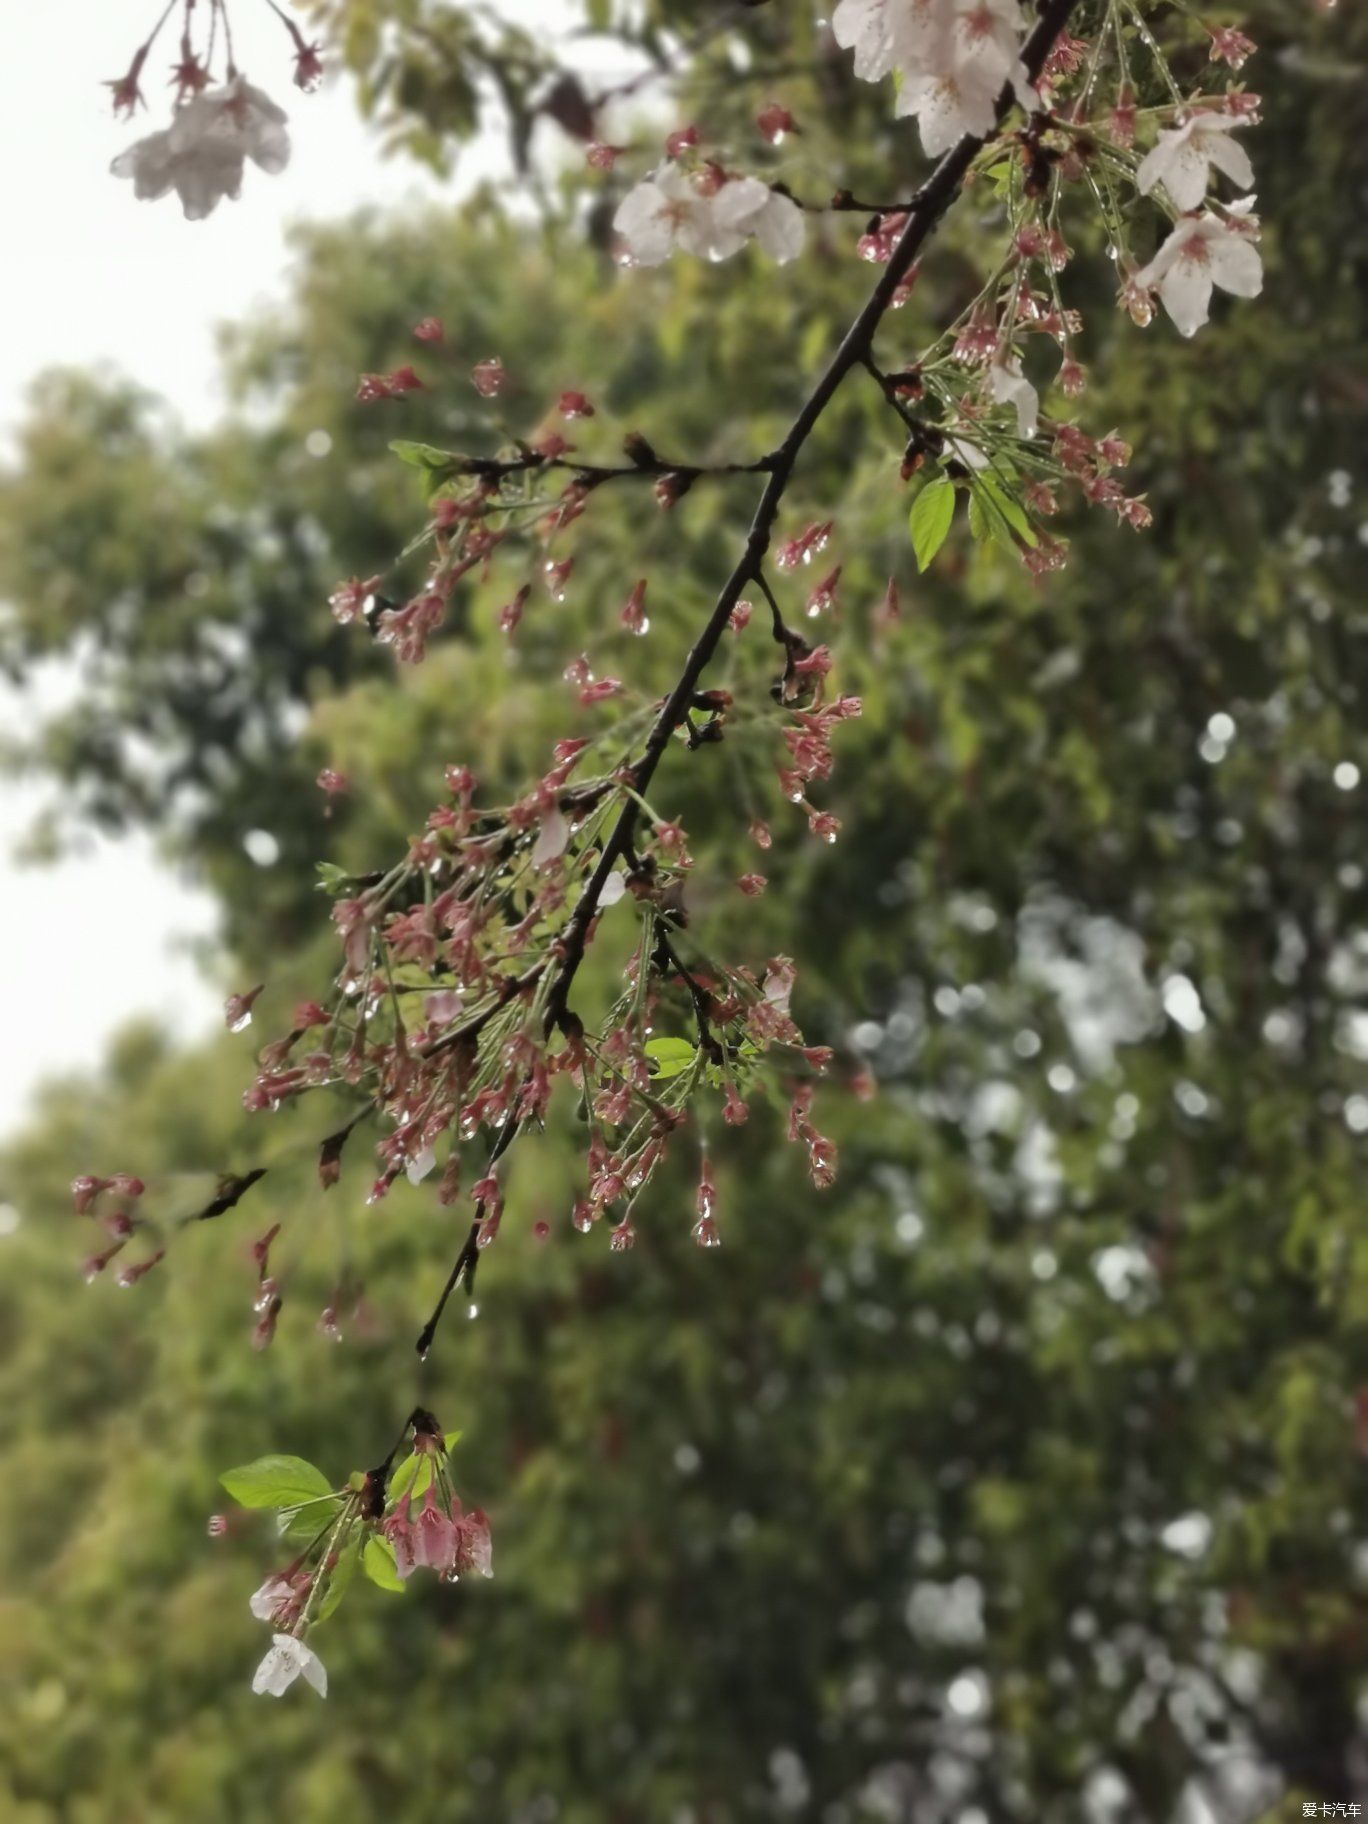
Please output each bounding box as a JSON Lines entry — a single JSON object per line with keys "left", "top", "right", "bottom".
{"left": 220, "top": 1455, "right": 333, "bottom": 1509}
{"left": 315, "top": 861, "right": 355, "bottom": 896}
{"left": 909, "top": 477, "right": 956, "bottom": 572}
{"left": 277, "top": 1494, "right": 345, "bottom": 1545}
{"left": 644, "top": 1036, "right": 697, "bottom": 1080}
{"left": 980, "top": 474, "right": 1038, "bottom": 547}
{"left": 388, "top": 1451, "right": 434, "bottom": 1504}
{"left": 362, "top": 1534, "right": 407, "bottom": 1593}
{"left": 314, "top": 1529, "right": 363, "bottom": 1622}
{"left": 388, "top": 440, "right": 457, "bottom": 472}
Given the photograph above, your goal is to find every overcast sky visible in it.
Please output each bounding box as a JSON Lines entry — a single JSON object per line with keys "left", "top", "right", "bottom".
{"left": 0, "top": 1, "right": 611, "bottom": 1137}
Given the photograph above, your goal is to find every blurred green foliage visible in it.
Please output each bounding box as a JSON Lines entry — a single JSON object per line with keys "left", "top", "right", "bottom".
{"left": 0, "top": 2, "right": 1366, "bottom": 1818}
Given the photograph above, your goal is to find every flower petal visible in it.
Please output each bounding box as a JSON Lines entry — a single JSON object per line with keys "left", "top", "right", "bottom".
{"left": 1159, "top": 258, "right": 1215, "bottom": 338}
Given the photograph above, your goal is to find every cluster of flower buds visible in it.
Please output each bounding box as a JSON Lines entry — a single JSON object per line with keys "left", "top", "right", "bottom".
{"left": 226, "top": 725, "right": 841, "bottom": 1262}
{"left": 72, "top": 1173, "right": 162, "bottom": 1285}
{"left": 106, "top": 0, "right": 321, "bottom": 219}
{"left": 219, "top": 1410, "right": 489, "bottom": 1698}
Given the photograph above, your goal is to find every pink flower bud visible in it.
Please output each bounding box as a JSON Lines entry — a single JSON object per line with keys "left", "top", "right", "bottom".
{"left": 328, "top": 576, "right": 377, "bottom": 624}
{"left": 72, "top": 1174, "right": 109, "bottom": 1214}
{"left": 117, "top": 1248, "right": 165, "bottom": 1288}
{"left": 807, "top": 1133, "right": 838, "bottom": 1190}
{"left": 621, "top": 579, "right": 649, "bottom": 636}
{"left": 316, "top": 768, "right": 349, "bottom": 796}
{"left": 1059, "top": 358, "right": 1086, "bottom": 397}
{"left": 225, "top": 985, "right": 264, "bottom": 1033}
{"left": 413, "top": 316, "right": 444, "bottom": 343}
{"left": 544, "top": 558, "right": 575, "bottom": 602}
{"left": 665, "top": 124, "right": 699, "bottom": 158}
{"left": 730, "top": 599, "right": 753, "bottom": 633}
{"left": 557, "top": 390, "right": 595, "bottom": 420}
{"left": 499, "top": 584, "right": 531, "bottom": 633}
{"left": 756, "top": 103, "right": 797, "bottom": 143}
{"left": 1208, "top": 26, "right": 1255, "bottom": 68}
{"left": 471, "top": 358, "right": 507, "bottom": 398}
{"left": 806, "top": 567, "right": 841, "bottom": 618}
{"left": 293, "top": 43, "right": 325, "bottom": 91}
{"left": 737, "top": 873, "right": 767, "bottom": 897}
{"left": 252, "top": 1295, "right": 281, "bottom": 1350}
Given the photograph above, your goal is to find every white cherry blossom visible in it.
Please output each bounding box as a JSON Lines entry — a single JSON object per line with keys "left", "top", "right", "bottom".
{"left": 834, "top": 0, "right": 1036, "bottom": 159}
{"left": 989, "top": 355, "right": 1039, "bottom": 438}
{"left": 945, "top": 434, "right": 990, "bottom": 471}
{"left": 1133, "top": 208, "right": 1263, "bottom": 338}
{"left": 615, "top": 168, "right": 805, "bottom": 267}
{"left": 613, "top": 166, "right": 742, "bottom": 266}
{"left": 252, "top": 1632, "right": 328, "bottom": 1698}
{"left": 248, "top": 1575, "right": 293, "bottom": 1622}
{"left": 831, "top": 0, "right": 941, "bottom": 84}
{"left": 710, "top": 178, "right": 807, "bottom": 264}
{"left": 1136, "top": 110, "right": 1254, "bottom": 212}
{"left": 112, "top": 77, "right": 290, "bottom": 221}
{"left": 405, "top": 1145, "right": 437, "bottom": 1186}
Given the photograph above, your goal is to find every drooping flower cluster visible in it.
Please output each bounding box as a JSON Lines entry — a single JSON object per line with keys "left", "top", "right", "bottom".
{"left": 831, "top": 0, "right": 1038, "bottom": 156}
{"left": 220, "top": 1411, "right": 489, "bottom": 1698}
{"left": 106, "top": 0, "right": 320, "bottom": 218}
{"left": 112, "top": 76, "right": 290, "bottom": 219}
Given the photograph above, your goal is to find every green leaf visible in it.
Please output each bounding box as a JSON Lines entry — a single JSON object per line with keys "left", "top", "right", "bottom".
{"left": 644, "top": 1036, "right": 697, "bottom": 1080}
{"left": 315, "top": 1529, "right": 363, "bottom": 1622}
{"left": 363, "top": 1534, "right": 407, "bottom": 1593}
{"left": 980, "top": 475, "right": 1038, "bottom": 547}
{"left": 220, "top": 1455, "right": 333, "bottom": 1510}
{"left": 277, "top": 1494, "right": 345, "bottom": 1544}
{"left": 315, "top": 861, "right": 354, "bottom": 897}
{"left": 909, "top": 477, "right": 956, "bottom": 571}
{"left": 389, "top": 1451, "right": 434, "bottom": 1504}
{"left": 388, "top": 440, "right": 457, "bottom": 472}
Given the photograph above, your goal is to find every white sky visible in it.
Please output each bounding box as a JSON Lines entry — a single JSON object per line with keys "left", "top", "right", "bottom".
{"left": 0, "top": 0, "right": 610, "bottom": 1137}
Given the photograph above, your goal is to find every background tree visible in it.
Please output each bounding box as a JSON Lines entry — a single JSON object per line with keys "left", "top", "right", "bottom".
{"left": 0, "top": 1, "right": 1365, "bottom": 1819}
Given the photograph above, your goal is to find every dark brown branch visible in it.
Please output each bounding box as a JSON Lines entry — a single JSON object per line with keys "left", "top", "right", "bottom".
{"left": 415, "top": 1107, "right": 525, "bottom": 1357}
{"left": 461, "top": 444, "right": 774, "bottom": 492}
{"left": 183, "top": 1167, "right": 267, "bottom": 1224}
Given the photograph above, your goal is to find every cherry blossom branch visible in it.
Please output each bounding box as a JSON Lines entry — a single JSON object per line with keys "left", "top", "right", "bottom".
{"left": 401, "top": 0, "right": 1087, "bottom": 1370}
{"left": 454, "top": 443, "right": 775, "bottom": 491}
{"left": 540, "top": 0, "right": 1085, "bottom": 1046}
